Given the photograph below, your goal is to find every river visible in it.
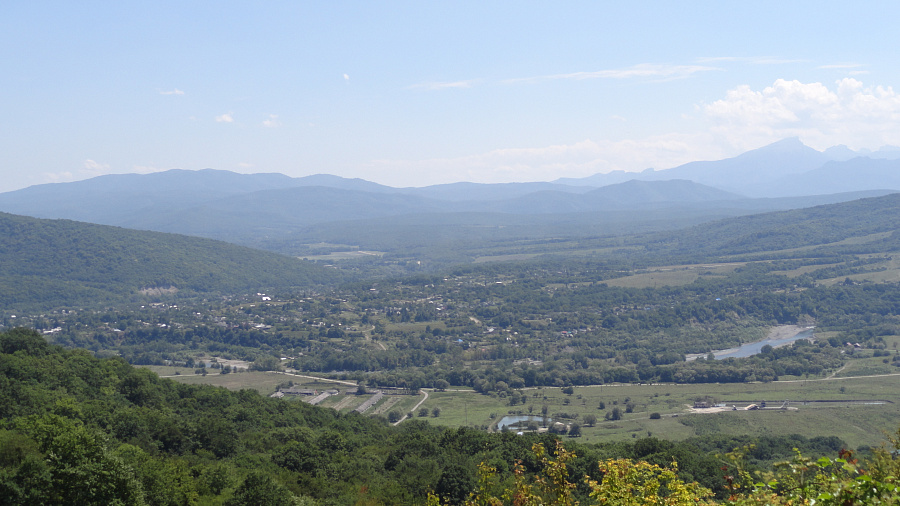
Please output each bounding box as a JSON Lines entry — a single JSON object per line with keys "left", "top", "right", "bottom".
{"left": 686, "top": 326, "right": 815, "bottom": 361}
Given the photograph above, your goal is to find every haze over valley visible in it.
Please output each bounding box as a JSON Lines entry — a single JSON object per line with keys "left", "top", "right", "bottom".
{"left": 5, "top": 2, "right": 900, "bottom": 504}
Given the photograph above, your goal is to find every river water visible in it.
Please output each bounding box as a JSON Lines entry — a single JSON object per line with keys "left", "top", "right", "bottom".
{"left": 685, "top": 328, "right": 815, "bottom": 361}
{"left": 706, "top": 328, "right": 815, "bottom": 360}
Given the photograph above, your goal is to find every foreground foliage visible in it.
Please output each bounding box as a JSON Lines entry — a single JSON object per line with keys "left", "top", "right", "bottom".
{"left": 442, "top": 440, "right": 900, "bottom": 505}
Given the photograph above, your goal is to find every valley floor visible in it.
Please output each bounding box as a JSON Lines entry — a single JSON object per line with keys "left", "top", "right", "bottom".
{"left": 146, "top": 364, "right": 900, "bottom": 449}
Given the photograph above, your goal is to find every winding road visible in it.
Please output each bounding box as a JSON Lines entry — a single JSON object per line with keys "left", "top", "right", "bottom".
{"left": 393, "top": 389, "right": 429, "bottom": 425}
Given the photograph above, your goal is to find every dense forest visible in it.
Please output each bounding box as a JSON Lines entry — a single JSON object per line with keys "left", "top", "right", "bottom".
{"left": 4, "top": 327, "right": 895, "bottom": 505}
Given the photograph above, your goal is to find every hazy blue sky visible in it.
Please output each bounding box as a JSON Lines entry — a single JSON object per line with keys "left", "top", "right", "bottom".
{"left": 2, "top": 1, "right": 899, "bottom": 191}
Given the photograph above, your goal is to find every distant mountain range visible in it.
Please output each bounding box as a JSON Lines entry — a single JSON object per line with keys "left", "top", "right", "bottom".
{"left": 0, "top": 138, "right": 897, "bottom": 255}
{"left": 553, "top": 137, "right": 900, "bottom": 196}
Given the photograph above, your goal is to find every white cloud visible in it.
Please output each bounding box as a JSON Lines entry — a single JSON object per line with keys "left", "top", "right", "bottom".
{"left": 747, "top": 58, "right": 806, "bottom": 65}
{"left": 505, "top": 64, "right": 718, "bottom": 84}
{"left": 43, "top": 162, "right": 185, "bottom": 185}
{"left": 696, "top": 56, "right": 743, "bottom": 63}
{"left": 702, "top": 78, "right": 900, "bottom": 151}
{"left": 262, "top": 114, "right": 281, "bottom": 128}
{"left": 81, "top": 159, "right": 112, "bottom": 178}
{"left": 364, "top": 77, "right": 900, "bottom": 186}
{"left": 215, "top": 113, "right": 234, "bottom": 123}
{"left": 409, "top": 80, "right": 478, "bottom": 90}
{"left": 409, "top": 63, "right": 716, "bottom": 91}
{"left": 43, "top": 159, "right": 112, "bottom": 184}
{"left": 819, "top": 63, "right": 864, "bottom": 69}
{"left": 696, "top": 56, "right": 805, "bottom": 65}
{"left": 43, "top": 171, "right": 74, "bottom": 183}
{"left": 159, "top": 89, "right": 185, "bottom": 95}
{"left": 343, "top": 73, "right": 350, "bottom": 81}
{"left": 83, "top": 159, "right": 109, "bottom": 171}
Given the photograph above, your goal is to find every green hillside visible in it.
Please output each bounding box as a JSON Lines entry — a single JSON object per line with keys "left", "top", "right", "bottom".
{"left": 639, "top": 193, "right": 900, "bottom": 259}
{"left": 0, "top": 212, "right": 341, "bottom": 310}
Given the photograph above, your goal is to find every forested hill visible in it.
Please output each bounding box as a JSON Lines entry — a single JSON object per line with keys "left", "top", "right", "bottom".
{"left": 637, "top": 192, "right": 900, "bottom": 259}
{"left": 0, "top": 212, "right": 341, "bottom": 310}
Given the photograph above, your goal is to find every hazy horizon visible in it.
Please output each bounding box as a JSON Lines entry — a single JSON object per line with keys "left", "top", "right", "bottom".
{"left": 6, "top": 136, "right": 900, "bottom": 192}
{"left": 3, "top": 2, "right": 900, "bottom": 192}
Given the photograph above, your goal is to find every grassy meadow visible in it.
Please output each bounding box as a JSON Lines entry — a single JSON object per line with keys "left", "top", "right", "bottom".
{"left": 146, "top": 362, "right": 900, "bottom": 449}
{"left": 419, "top": 374, "right": 900, "bottom": 448}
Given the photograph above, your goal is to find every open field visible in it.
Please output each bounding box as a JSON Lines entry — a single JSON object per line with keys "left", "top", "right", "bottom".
{"left": 164, "top": 371, "right": 289, "bottom": 395}
{"left": 417, "top": 374, "right": 900, "bottom": 449}
{"left": 300, "top": 251, "right": 384, "bottom": 261}
{"left": 602, "top": 262, "right": 744, "bottom": 289}
{"left": 473, "top": 253, "right": 542, "bottom": 263}
{"left": 157, "top": 370, "right": 430, "bottom": 418}
{"left": 771, "top": 262, "right": 843, "bottom": 278}
{"left": 819, "top": 253, "right": 900, "bottom": 285}
{"left": 833, "top": 352, "right": 899, "bottom": 377}
{"left": 140, "top": 365, "right": 199, "bottom": 377}
{"left": 723, "top": 232, "right": 895, "bottom": 262}
{"left": 154, "top": 367, "right": 900, "bottom": 448}
{"left": 153, "top": 369, "right": 355, "bottom": 396}
{"left": 146, "top": 359, "right": 900, "bottom": 449}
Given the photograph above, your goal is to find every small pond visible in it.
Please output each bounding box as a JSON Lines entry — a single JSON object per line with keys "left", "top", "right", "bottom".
{"left": 496, "top": 415, "right": 550, "bottom": 430}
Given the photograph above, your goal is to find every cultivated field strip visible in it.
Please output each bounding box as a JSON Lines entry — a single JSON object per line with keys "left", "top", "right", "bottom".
{"left": 306, "top": 391, "right": 335, "bottom": 405}
{"left": 332, "top": 394, "right": 360, "bottom": 411}
{"left": 372, "top": 395, "right": 401, "bottom": 415}
{"left": 355, "top": 392, "right": 385, "bottom": 413}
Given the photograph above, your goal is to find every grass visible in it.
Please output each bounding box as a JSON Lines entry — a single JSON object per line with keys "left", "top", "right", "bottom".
{"left": 388, "top": 395, "right": 427, "bottom": 419}
{"left": 300, "top": 250, "right": 384, "bottom": 261}
{"left": 149, "top": 365, "right": 900, "bottom": 449}
{"left": 821, "top": 268, "right": 900, "bottom": 285}
{"left": 473, "top": 253, "right": 541, "bottom": 263}
{"left": 319, "top": 392, "right": 366, "bottom": 410}
{"left": 160, "top": 368, "right": 430, "bottom": 420}
{"left": 139, "top": 365, "right": 198, "bottom": 377}
{"left": 835, "top": 355, "right": 899, "bottom": 377}
{"left": 168, "top": 370, "right": 288, "bottom": 395}
{"left": 414, "top": 389, "right": 492, "bottom": 427}
{"left": 725, "top": 233, "right": 894, "bottom": 261}
{"left": 605, "top": 270, "right": 702, "bottom": 289}
{"left": 417, "top": 375, "right": 900, "bottom": 448}
{"left": 771, "top": 262, "right": 843, "bottom": 278}
{"left": 602, "top": 263, "right": 743, "bottom": 289}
